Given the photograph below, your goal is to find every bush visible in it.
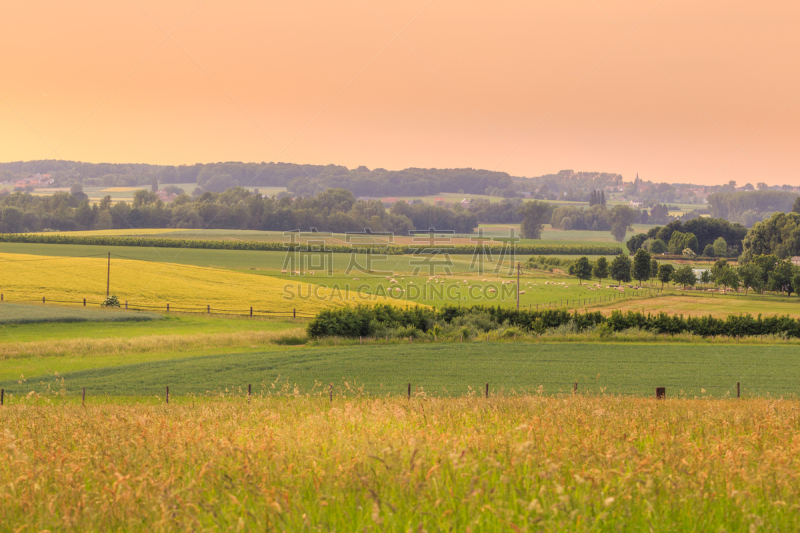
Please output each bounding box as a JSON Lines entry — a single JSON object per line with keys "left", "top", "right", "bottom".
{"left": 703, "top": 244, "right": 715, "bottom": 257}
{"left": 101, "top": 295, "right": 121, "bottom": 308}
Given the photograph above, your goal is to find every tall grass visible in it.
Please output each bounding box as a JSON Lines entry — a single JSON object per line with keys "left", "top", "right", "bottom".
{"left": 0, "top": 395, "right": 798, "bottom": 531}
{"left": 0, "top": 328, "right": 307, "bottom": 360}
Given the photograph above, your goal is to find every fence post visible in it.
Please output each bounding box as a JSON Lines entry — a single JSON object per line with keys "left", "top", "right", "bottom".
{"left": 250, "top": 307, "right": 253, "bottom": 317}
{"left": 207, "top": 304, "right": 210, "bottom": 314}
{"left": 485, "top": 383, "right": 489, "bottom": 398}
{"left": 655, "top": 387, "right": 665, "bottom": 400}
{"left": 737, "top": 382, "right": 740, "bottom": 398}
{"left": 408, "top": 383, "right": 411, "bottom": 400}
{"left": 125, "top": 301, "right": 128, "bottom": 309}
{"left": 1, "top": 388, "right": 3, "bottom": 405}
{"left": 166, "top": 386, "right": 169, "bottom": 404}
{"left": 573, "top": 382, "right": 577, "bottom": 394}
{"left": 329, "top": 383, "right": 333, "bottom": 402}
{"left": 248, "top": 384, "right": 251, "bottom": 402}
{"left": 1, "top": 294, "right": 3, "bottom": 302}
{"left": 43, "top": 296, "right": 45, "bottom": 304}
{"left": 293, "top": 308, "right": 296, "bottom": 319}
{"left": 167, "top": 303, "right": 170, "bottom": 312}
{"left": 82, "top": 387, "right": 86, "bottom": 406}
{"left": 83, "top": 298, "right": 86, "bottom": 306}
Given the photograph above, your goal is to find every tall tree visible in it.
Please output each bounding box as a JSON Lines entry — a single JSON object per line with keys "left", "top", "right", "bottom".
{"left": 592, "top": 256, "right": 609, "bottom": 285}
{"left": 671, "top": 265, "right": 697, "bottom": 289}
{"left": 632, "top": 249, "right": 652, "bottom": 286}
{"left": 737, "top": 263, "right": 763, "bottom": 295}
{"left": 609, "top": 205, "right": 638, "bottom": 242}
{"left": 518, "top": 200, "right": 553, "bottom": 239}
{"left": 657, "top": 264, "right": 675, "bottom": 289}
{"left": 569, "top": 256, "right": 593, "bottom": 285}
{"left": 609, "top": 254, "right": 632, "bottom": 285}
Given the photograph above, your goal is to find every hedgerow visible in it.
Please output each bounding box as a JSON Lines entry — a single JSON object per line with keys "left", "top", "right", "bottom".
{"left": 0, "top": 233, "right": 620, "bottom": 256}
{"left": 307, "top": 304, "right": 800, "bottom": 339}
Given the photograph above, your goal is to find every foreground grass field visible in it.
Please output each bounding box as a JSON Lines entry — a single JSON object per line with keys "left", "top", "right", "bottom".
{"left": 6, "top": 342, "right": 799, "bottom": 398}
{"left": 1, "top": 396, "right": 798, "bottom": 531}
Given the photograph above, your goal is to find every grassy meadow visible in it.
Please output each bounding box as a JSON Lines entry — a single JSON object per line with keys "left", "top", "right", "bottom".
{"left": 5, "top": 342, "right": 799, "bottom": 399}
{"left": 1, "top": 396, "right": 798, "bottom": 531}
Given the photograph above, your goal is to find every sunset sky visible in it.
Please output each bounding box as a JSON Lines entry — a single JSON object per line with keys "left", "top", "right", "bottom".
{"left": 1, "top": 1, "right": 798, "bottom": 185}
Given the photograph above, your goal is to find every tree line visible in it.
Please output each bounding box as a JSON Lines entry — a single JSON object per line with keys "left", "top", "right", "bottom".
{"left": 563, "top": 249, "right": 800, "bottom": 297}
{"left": 626, "top": 217, "right": 747, "bottom": 257}
{"left": 0, "top": 187, "right": 482, "bottom": 234}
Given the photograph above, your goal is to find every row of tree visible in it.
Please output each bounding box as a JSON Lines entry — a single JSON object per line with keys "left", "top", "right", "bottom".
{"left": 0, "top": 187, "right": 481, "bottom": 234}
{"left": 565, "top": 250, "right": 800, "bottom": 297}
{"left": 626, "top": 218, "right": 747, "bottom": 256}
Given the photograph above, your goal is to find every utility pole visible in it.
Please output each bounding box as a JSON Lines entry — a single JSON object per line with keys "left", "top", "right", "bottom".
{"left": 106, "top": 252, "right": 111, "bottom": 297}
{"left": 516, "top": 261, "right": 520, "bottom": 311}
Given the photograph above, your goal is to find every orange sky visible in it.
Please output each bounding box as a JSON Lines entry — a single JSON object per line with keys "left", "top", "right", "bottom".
{"left": 1, "top": 1, "right": 798, "bottom": 185}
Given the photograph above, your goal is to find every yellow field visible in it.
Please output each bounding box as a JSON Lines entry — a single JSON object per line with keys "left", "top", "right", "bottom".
{"left": 588, "top": 293, "right": 800, "bottom": 318}
{"left": 1, "top": 396, "right": 798, "bottom": 531}
{"left": 0, "top": 253, "right": 417, "bottom": 313}
{"left": 100, "top": 186, "right": 142, "bottom": 192}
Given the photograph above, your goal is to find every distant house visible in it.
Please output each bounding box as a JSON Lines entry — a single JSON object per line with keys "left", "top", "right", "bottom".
{"left": 381, "top": 197, "right": 398, "bottom": 206}
{"left": 521, "top": 192, "right": 531, "bottom": 198}
{"left": 460, "top": 198, "right": 470, "bottom": 206}
{"left": 628, "top": 200, "right": 642, "bottom": 207}
{"left": 791, "top": 256, "right": 800, "bottom": 267}
{"left": 156, "top": 190, "right": 178, "bottom": 202}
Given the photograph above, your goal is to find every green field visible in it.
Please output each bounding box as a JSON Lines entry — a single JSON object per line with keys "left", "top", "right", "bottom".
{"left": 5, "top": 342, "right": 797, "bottom": 399}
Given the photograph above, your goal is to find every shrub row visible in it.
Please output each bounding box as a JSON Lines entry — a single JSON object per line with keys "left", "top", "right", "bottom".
{"left": 307, "top": 304, "right": 800, "bottom": 339}
{"left": 0, "top": 233, "right": 620, "bottom": 256}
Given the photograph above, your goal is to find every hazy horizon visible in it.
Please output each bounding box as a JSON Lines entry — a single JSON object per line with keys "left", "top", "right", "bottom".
{"left": 2, "top": 1, "right": 798, "bottom": 186}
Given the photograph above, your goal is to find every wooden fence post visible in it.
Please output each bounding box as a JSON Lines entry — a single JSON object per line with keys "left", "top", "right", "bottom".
{"left": 43, "top": 296, "right": 45, "bottom": 304}
{"left": 1, "top": 388, "right": 3, "bottom": 406}
{"left": 329, "top": 383, "right": 333, "bottom": 402}
{"left": 293, "top": 308, "right": 296, "bottom": 318}
{"left": 167, "top": 303, "right": 170, "bottom": 312}
{"left": 408, "top": 383, "right": 411, "bottom": 400}
{"left": 125, "top": 301, "right": 128, "bottom": 309}
{"left": 166, "top": 386, "right": 169, "bottom": 404}
{"left": 573, "top": 382, "right": 577, "bottom": 393}
{"left": 247, "top": 384, "right": 251, "bottom": 401}
{"left": 250, "top": 307, "right": 253, "bottom": 317}
{"left": 82, "top": 387, "right": 86, "bottom": 406}
{"left": 485, "top": 383, "right": 489, "bottom": 398}
{"left": 655, "top": 387, "right": 665, "bottom": 400}
{"left": 83, "top": 298, "right": 86, "bottom": 306}
{"left": 207, "top": 304, "right": 210, "bottom": 314}
{"left": 737, "top": 382, "right": 740, "bottom": 398}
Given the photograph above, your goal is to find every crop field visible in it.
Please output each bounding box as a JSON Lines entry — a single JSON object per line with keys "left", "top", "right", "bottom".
{"left": 24, "top": 224, "right": 650, "bottom": 249}
{"left": 0, "top": 302, "right": 164, "bottom": 324}
{"left": 1, "top": 396, "right": 798, "bottom": 531}
{"left": 6, "top": 342, "right": 798, "bottom": 398}
{"left": 589, "top": 293, "right": 800, "bottom": 319}
{"left": 0, "top": 253, "right": 375, "bottom": 315}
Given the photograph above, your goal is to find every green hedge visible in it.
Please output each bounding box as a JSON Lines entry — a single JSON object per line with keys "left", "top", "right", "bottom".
{"left": 0, "top": 233, "right": 621, "bottom": 256}
{"left": 307, "top": 304, "right": 800, "bottom": 339}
